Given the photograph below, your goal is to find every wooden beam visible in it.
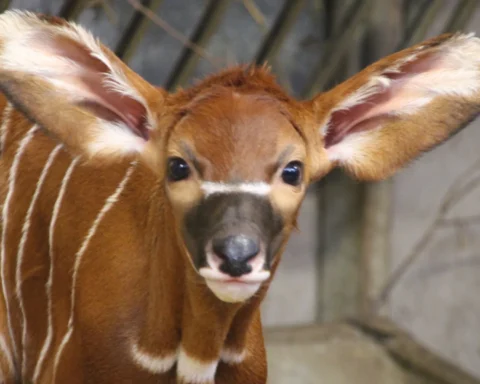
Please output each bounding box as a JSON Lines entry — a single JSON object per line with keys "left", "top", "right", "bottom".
{"left": 302, "top": 0, "right": 370, "bottom": 98}
{"left": 0, "top": 0, "right": 10, "bottom": 13}
{"left": 254, "top": 0, "right": 305, "bottom": 65}
{"left": 58, "top": 0, "right": 86, "bottom": 20}
{"left": 443, "top": 0, "right": 477, "bottom": 33}
{"left": 313, "top": 0, "right": 371, "bottom": 323}
{"left": 115, "top": 0, "right": 164, "bottom": 62}
{"left": 165, "top": 0, "right": 229, "bottom": 91}
{"left": 358, "top": 0, "right": 402, "bottom": 318}
{"left": 400, "top": 0, "right": 442, "bottom": 48}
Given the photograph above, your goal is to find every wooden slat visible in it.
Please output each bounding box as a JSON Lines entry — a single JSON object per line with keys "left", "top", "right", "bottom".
{"left": 400, "top": 0, "right": 442, "bottom": 48}
{"left": 165, "top": 0, "right": 229, "bottom": 91}
{"left": 0, "top": 0, "right": 10, "bottom": 13}
{"left": 58, "top": 0, "right": 86, "bottom": 20}
{"left": 310, "top": 0, "right": 370, "bottom": 323}
{"left": 358, "top": 0, "right": 402, "bottom": 318}
{"left": 115, "top": 0, "right": 164, "bottom": 62}
{"left": 302, "top": 0, "right": 370, "bottom": 98}
{"left": 253, "top": 0, "right": 305, "bottom": 65}
{"left": 443, "top": 0, "right": 477, "bottom": 33}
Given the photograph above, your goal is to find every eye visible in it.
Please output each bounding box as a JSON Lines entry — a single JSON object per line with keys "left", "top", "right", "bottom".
{"left": 167, "top": 157, "right": 190, "bottom": 182}
{"left": 281, "top": 161, "right": 303, "bottom": 186}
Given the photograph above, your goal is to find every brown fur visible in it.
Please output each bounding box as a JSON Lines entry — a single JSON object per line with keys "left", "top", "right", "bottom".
{"left": 0, "top": 12, "right": 479, "bottom": 384}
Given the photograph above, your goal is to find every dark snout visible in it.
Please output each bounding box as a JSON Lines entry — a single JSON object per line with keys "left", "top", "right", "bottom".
{"left": 183, "top": 191, "right": 285, "bottom": 302}
{"left": 212, "top": 234, "right": 260, "bottom": 277}
{"left": 183, "top": 192, "right": 283, "bottom": 278}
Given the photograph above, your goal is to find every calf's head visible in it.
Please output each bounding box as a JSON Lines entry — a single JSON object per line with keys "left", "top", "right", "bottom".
{"left": 165, "top": 90, "right": 307, "bottom": 302}
{"left": 1, "top": 11, "right": 480, "bottom": 303}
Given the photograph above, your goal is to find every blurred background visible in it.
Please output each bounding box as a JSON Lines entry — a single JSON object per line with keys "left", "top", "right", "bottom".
{"left": 5, "top": 0, "right": 480, "bottom": 382}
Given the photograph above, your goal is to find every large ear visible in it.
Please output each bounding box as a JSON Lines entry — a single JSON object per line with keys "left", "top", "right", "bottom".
{"left": 307, "top": 33, "right": 480, "bottom": 181}
{"left": 0, "top": 11, "right": 165, "bottom": 161}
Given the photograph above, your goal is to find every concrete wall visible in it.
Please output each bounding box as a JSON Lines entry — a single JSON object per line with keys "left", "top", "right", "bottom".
{"left": 265, "top": 0, "right": 480, "bottom": 379}
{"left": 387, "top": 4, "right": 480, "bottom": 376}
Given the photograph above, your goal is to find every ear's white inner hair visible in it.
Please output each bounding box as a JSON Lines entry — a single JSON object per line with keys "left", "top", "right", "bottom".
{"left": 201, "top": 182, "right": 271, "bottom": 197}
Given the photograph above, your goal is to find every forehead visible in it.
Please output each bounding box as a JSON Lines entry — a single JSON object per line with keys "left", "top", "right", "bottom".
{"left": 168, "top": 90, "right": 305, "bottom": 181}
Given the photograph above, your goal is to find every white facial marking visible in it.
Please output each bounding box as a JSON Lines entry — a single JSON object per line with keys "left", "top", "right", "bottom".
{"left": 16, "top": 143, "right": 62, "bottom": 378}
{"left": 131, "top": 342, "right": 177, "bottom": 374}
{"left": 220, "top": 348, "right": 246, "bottom": 365}
{"left": 33, "top": 155, "right": 78, "bottom": 383}
{"left": 1, "top": 124, "right": 38, "bottom": 361}
{"left": 177, "top": 347, "right": 218, "bottom": 384}
{"left": 201, "top": 182, "right": 271, "bottom": 197}
{"left": 53, "top": 161, "right": 137, "bottom": 381}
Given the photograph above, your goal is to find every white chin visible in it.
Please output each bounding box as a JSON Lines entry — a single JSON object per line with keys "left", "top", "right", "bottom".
{"left": 205, "top": 280, "right": 261, "bottom": 303}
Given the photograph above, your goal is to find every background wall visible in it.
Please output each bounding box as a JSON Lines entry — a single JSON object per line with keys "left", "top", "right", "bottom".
{"left": 4, "top": 0, "right": 480, "bottom": 379}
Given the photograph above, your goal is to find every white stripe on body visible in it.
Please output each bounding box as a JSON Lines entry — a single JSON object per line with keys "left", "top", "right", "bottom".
{"left": 52, "top": 161, "right": 137, "bottom": 382}
{"left": 0, "top": 334, "right": 13, "bottom": 381}
{"left": 33, "top": 155, "right": 79, "bottom": 382}
{"left": 0, "top": 125, "right": 38, "bottom": 363}
{"left": 0, "top": 103, "right": 13, "bottom": 153}
{"left": 16, "top": 144, "right": 62, "bottom": 378}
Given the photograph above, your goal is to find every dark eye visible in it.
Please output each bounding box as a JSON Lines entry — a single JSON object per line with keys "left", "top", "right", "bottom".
{"left": 281, "top": 161, "right": 303, "bottom": 186}
{"left": 167, "top": 157, "right": 190, "bottom": 182}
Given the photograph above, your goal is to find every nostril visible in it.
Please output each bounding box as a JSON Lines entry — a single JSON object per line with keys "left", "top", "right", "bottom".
{"left": 211, "top": 235, "right": 260, "bottom": 277}
{"left": 212, "top": 235, "right": 259, "bottom": 264}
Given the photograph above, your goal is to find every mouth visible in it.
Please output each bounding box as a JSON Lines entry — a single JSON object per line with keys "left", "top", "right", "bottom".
{"left": 199, "top": 267, "right": 270, "bottom": 284}
{"left": 199, "top": 261, "right": 271, "bottom": 303}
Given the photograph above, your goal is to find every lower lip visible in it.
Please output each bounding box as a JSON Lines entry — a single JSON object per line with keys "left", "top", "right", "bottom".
{"left": 198, "top": 267, "right": 270, "bottom": 284}
{"left": 223, "top": 278, "right": 250, "bottom": 284}
{"left": 204, "top": 279, "right": 262, "bottom": 303}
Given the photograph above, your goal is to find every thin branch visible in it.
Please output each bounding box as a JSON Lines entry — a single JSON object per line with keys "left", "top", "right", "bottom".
{"left": 126, "top": 0, "right": 221, "bottom": 69}
{"left": 373, "top": 157, "right": 480, "bottom": 312}
{"left": 440, "top": 214, "right": 480, "bottom": 227}
{"left": 242, "top": 0, "right": 267, "bottom": 32}
{"left": 115, "top": 0, "right": 164, "bottom": 61}
{"left": 165, "top": 0, "right": 229, "bottom": 91}
{"left": 86, "top": 0, "right": 119, "bottom": 24}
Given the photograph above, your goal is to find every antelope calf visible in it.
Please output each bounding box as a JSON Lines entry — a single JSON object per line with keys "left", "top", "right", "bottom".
{"left": 0, "top": 10, "right": 479, "bottom": 384}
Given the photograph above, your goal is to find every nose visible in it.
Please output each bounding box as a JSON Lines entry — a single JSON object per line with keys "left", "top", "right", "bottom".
{"left": 212, "top": 235, "right": 260, "bottom": 277}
